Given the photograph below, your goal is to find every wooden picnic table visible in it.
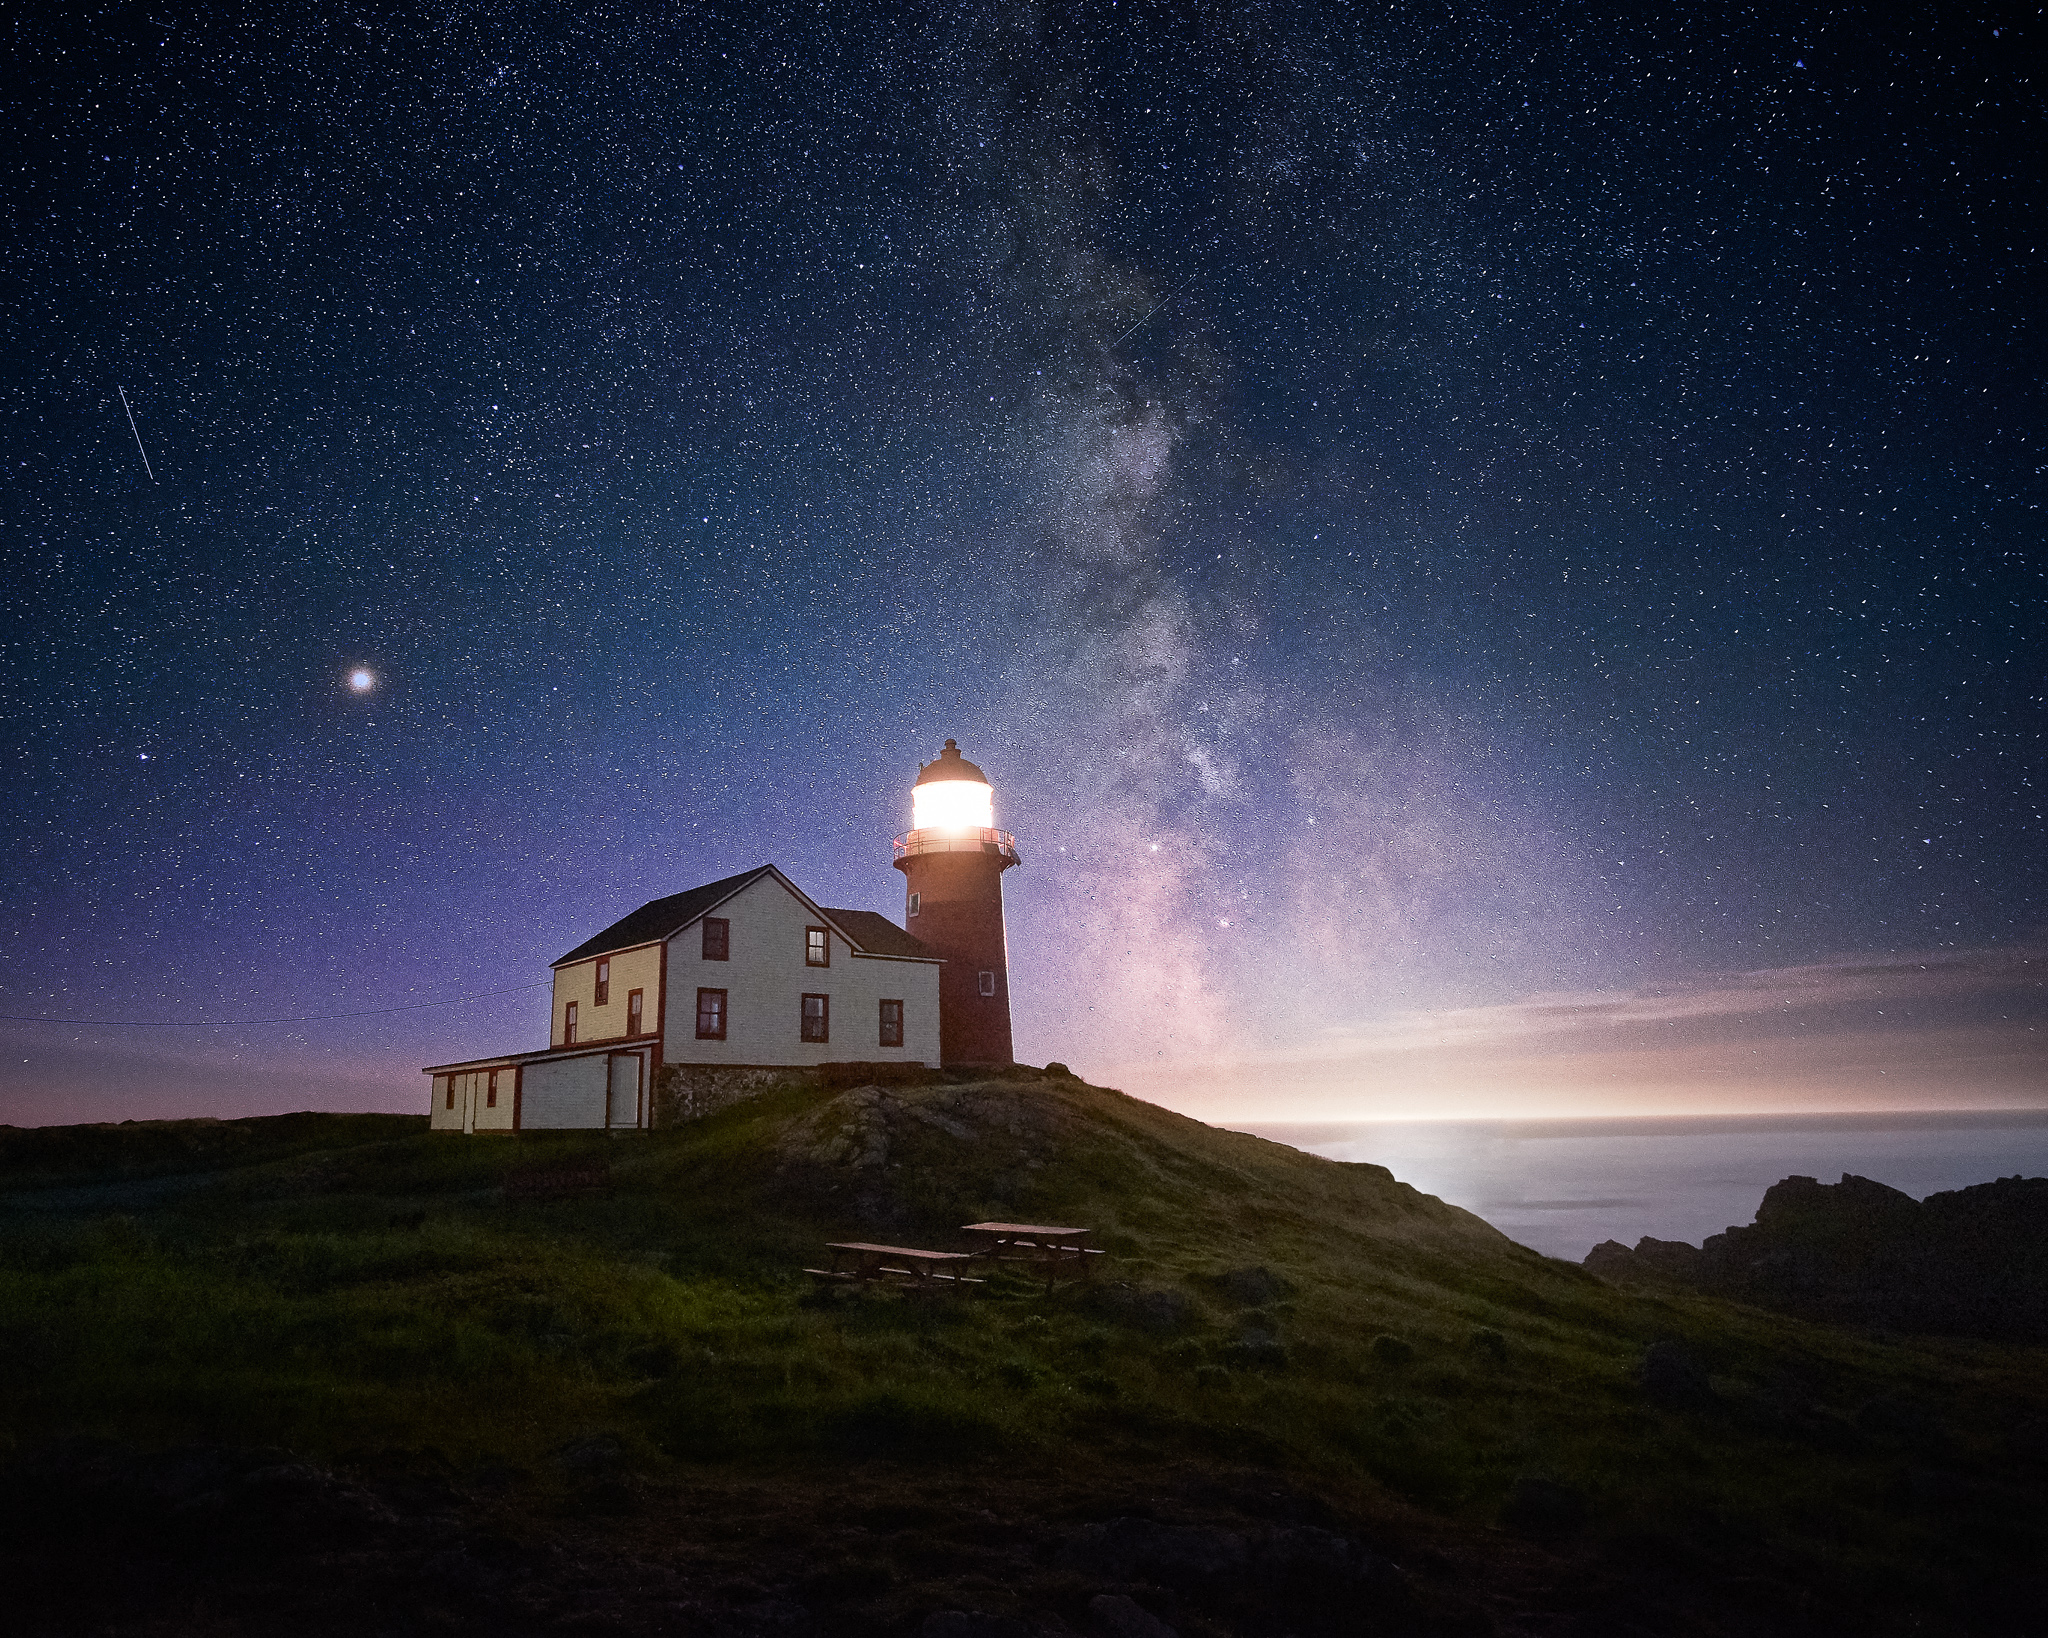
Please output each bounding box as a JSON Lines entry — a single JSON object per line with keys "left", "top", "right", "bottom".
{"left": 959, "top": 1222, "right": 1103, "bottom": 1288}
{"left": 809, "top": 1241, "right": 985, "bottom": 1289}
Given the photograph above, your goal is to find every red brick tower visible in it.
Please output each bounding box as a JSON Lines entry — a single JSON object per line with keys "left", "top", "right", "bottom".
{"left": 893, "top": 739, "right": 1020, "bottom": 1065}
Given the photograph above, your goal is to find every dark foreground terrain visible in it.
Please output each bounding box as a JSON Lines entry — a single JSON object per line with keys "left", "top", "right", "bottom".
{"left": 2, "top": 1077, "right": 2044, "bottom": 1637}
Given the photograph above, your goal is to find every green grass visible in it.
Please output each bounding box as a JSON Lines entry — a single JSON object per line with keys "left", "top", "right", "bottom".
{"left": 1, "top": 1078, "right": 2043, "bottom": 1631}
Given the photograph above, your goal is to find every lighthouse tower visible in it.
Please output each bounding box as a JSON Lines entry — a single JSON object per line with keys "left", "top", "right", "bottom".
{"left": 893, "top": 739, "right": 1020, "bottom": 1065}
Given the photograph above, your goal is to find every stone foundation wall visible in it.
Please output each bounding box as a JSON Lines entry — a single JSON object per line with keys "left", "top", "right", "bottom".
{"left": 653, "top": 1060, "right": 948, "bottom": 1127}
{"left": 654, "top": 1064, "right": 815, "bottom": 1127}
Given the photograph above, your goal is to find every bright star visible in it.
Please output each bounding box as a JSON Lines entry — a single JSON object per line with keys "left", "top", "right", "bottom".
{"left": 348, "top": 669, "right": 376, "bottom": 693}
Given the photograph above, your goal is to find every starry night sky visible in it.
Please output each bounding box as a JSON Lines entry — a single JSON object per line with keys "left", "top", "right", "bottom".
{"left": 3, "top": 1, "right": 2041, "bottom": 1125}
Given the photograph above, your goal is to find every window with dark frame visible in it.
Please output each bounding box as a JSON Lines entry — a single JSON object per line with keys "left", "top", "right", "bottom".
{"left": 978, "top": 970, "right": 996, "bottom": 997}
{"left": 805, "top": 925, "right": 830, "bottom": 967}
{"left": 564, "top": 1001, "right": 579, "bottom": 1044}
{"left": 627, "top": 988, "right": 644, "bottom": 1037}
{"left": 486, "top": 1070, "right": 499, "bottom": 1109}
{"left": 906, "top": 891, "right": 920, "bottom": 917}
{"left": 702, "top": 917, "right": 729, "bottom": 961}
{"left": 878, "top": 999, "right": 903, "bottom": 1048}
{"left": 801, "top": 993, "right": 830, "bottom": 1043}
{"left": 696, "top": 988, "right": 727, "bottom": 1040}
{"left": 444, "top": 1079, "right": 454, "bottom": 1111}
{"left": 594, "top": 958, "right": 610, "bottom": 1006}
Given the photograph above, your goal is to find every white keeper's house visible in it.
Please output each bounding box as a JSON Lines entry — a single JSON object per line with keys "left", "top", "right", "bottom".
{"left": 425, "top": 740, "right": 1022, "bottom": 1134}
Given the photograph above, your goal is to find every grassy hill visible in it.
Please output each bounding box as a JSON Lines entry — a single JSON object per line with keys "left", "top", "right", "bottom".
{"left": 2, "top": 1074, "right": 2043, "bottom": 1636}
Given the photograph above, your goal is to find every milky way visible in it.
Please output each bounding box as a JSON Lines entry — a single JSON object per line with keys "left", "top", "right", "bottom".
{"left": 1, "top": 2, "right": 2039, "bottom": 1121}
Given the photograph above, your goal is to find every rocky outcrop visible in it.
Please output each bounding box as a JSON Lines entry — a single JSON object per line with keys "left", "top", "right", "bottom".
{"left": 1586, "top": 1172, "right": 2048, "bottom": 1340}
{"left": 770, "top": 1078, "right": 1077, "bottom": 1224}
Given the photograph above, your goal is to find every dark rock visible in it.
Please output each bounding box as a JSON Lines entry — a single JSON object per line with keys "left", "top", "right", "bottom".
{"left": 1223, "top": 1325, "right": 1288, "bottom": 1371}
{"left": 229, "top": 1461, "right": 399, "bottom": 1541}
{"left": 1638, "top": 1340, "right": 1714, "bottom": 1408}
{"left": 1056, "top": 1517, "right": 1250, "bottom": 1588}
{"left": 1467, "top": 1326, "right": 1509, "bottom": 1364}
{"left": 1099, "top": 1284, "right": 1196, "bottom": 1334}
{"left": 1217, "top": 1266, "right": 1286, "bottom": 1306}
{"left": 1634, "top": 1236, "right": 1708, "bottom": 1279}
{"left": 1501, "top": 1478, "right": 1589, "bottom": 1537}
{"left": 420, "top": 1545, "right": 517, "bottom": 1597}
{"left": 1088, "top": 1592, "right": 1178, "bottom": 1638}
{"left": 922, "top": 1612, "right": 1032, "bottom": 1638}
{"left": 804, "top": 1557, "right": 893, "bottom": 1601}
{"left": 1369, "top": 1333, "right": 1415, "bottom": 1366}
{"left": 733, "top": 1597, "right": 820, "bottom": 1636}
{"left": 554, "top": 1435, "right": 625, "bottom": 1474}
{"left": 1257, "top": 1525, "right": 1406, "bottom": 1597}
{"left": 1586, "top": 1236, "right": 1706, "bottom": 1284}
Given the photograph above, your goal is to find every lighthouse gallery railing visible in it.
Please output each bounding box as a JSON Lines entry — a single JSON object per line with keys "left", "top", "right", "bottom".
{"left": 892, "top": 827, "right": 1021, "bottom": 863}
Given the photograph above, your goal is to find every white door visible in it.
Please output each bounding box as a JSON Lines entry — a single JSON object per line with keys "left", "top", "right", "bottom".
{"left": 606, "top": 1053, "right": 642, "bottom": 1128}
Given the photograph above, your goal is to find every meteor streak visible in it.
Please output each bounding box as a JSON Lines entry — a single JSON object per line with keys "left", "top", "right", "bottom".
{"left": 118, "top": 384, "right": 155, "bottom": 481}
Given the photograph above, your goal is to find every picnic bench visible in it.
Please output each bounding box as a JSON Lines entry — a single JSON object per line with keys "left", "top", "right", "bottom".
{"left": 803, "top": 1224, "right": 1105, "bottom": 1296}
{"left": 960, "top": 1222, "right": 1104, "bottom": 1291}
{"left": 806, "top": 1241, "right": 987, "bottom": 1290}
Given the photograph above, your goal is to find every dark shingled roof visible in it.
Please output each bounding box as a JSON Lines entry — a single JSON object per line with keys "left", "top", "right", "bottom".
{"left": 551, "top": 868, "right": 944, "bottom": 967}
{"left": 818, "top": 909, "right": 942, "bottom": 962}
{"left": 552, "top": 866, "right": 775, "bottom": 965}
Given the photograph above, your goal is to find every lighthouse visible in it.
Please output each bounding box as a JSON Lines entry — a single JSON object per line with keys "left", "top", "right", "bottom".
{"left": 893, "top": 739, "right": 1020, "bottom": 1065}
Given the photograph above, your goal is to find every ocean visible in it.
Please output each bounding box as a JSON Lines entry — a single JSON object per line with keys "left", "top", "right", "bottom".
{"left": 1236, "top": 1110, "right": 2048, "bottom": 1262}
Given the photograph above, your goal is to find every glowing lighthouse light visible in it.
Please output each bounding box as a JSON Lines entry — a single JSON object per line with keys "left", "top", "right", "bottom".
{"left": 912, "top": 773, "right": 994, "bottom": 834}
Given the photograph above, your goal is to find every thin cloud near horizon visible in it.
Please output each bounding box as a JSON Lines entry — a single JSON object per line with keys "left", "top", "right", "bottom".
{"left": 1108, "top": 943, "right": 2048, "bottom": 1122}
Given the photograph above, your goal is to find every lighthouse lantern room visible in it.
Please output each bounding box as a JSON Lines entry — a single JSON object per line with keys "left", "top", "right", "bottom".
{"left": 893, "top": 739, "right": 1020, "bottom": 1065}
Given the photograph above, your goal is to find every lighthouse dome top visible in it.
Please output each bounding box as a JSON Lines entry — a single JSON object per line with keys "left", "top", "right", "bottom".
{"left": 915, "top": 738, "right": 989, "bottom": 787}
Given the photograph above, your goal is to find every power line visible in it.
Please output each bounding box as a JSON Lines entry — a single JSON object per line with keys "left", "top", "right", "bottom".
{"left": 0, "top": 980, "right": 549, "bottom": 1029}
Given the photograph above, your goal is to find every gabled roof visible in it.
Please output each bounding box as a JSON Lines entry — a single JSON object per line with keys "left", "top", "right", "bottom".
{"left": 551, "top": 867, "right": 944, "bottom": 967}
{"left": 819, "top": 908, "right": 941, "bottom": 961}
{"left": 552, "top": 866, "right": 775, "bottom": 965}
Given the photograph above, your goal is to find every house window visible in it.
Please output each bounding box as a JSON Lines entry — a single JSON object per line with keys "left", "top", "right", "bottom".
{"left": 594, "top": 958, "right": 610, "bottom": 1006}
{"left": 879, "top": 999, "right": 903, "bottom": 1048}
{"left": 907, "top": 891, "right": 921, "bottom": 917}
{"left": 702, "top": 917, "right": 729, "bottom": 961}
{"left": 801, "top": 993, "right": 830, "bottom": 1043}
{"left": 696, "top": 988, "right": 727, "bottom": 1040}
{"left": 805, "top": 925, "right": 830, "bottom": 967}
{"left": 443, "top": 1077, "right": 454, "bottom": 1111}
{"left": 486, "top": 1070, "right": 499, "bottom": 1109}
{"left": 978, "top": 970, "right": 996, "bottom": 997}
{"left": 564, "top": 1001, "right": 579, "bottom": 1044}
{"left": 626, "top": 988, "right": 644, "bottom": 1037}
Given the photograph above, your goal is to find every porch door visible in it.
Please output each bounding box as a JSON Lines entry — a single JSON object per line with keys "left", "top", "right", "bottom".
{"left": 606, "top": 1052, "right": 642, "bottom": 1129}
